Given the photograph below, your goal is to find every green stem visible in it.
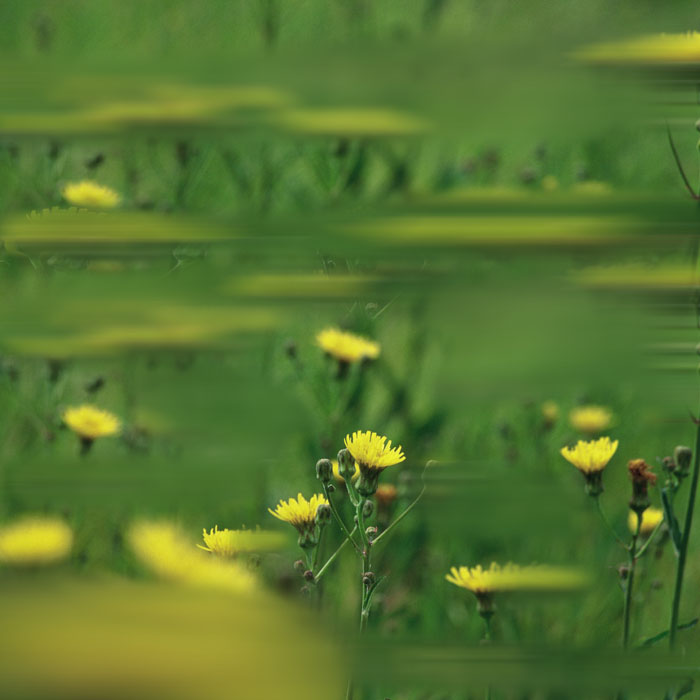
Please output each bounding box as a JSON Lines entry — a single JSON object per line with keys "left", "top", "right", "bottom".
{"left": 669, "top": 412, "right": 700, "bottom": 649}
{"left": 323, "top": 484, "right": 362, "bottom": 553}
{"left": 594, "top": 496, "right": 627, "bottom": 548}
{"left": 314, "top": 526, "right": 357, "bottom": 581}
{"left": 635, "top": 519, "right": 665, "bottom": 559}
{"left": 622, "top": 520, "right": 641, "bottom": 650}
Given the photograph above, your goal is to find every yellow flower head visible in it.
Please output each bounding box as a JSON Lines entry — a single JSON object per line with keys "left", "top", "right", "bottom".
{"left": 268, "top": 493, "right": 328, "bottom": 534}
{"left": 62, "top": 181, "right": 121, "bottom": 209}
{"left": 628, "top": 508, "right": 664, "bottom": 536}
{"left": 128, "top": 520, "right": 255, "bottom": 594}
{"left": 344, "top": 430, "right": 405, "bottom": 472}
{"left": 331, "top": 458, "right": 359, "bottom": 483}
{"left": 198, "top": 526, "right": 284, "bottom": 558}
{"left": 316, "top": 327, "right": 380, "bottom": 364}
{"left": 62, "top": 405, "right": 121, "bottom": 440}
{"left": 569, "top": 405, "right": 613, "bottom": 434}
{"left": 0, "top": 516, "right": 73, "bottom": 566}
{"left": 560, "top": 436, "right": 618, "bottom": 474}
{"left": 446, "top": 562, "right": 588, "bottom": 596}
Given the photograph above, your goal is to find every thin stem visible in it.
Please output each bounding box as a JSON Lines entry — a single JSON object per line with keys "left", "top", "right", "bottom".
{"left": 622, "top": 519, "right": 641, "bottom": 650}
{"left": 314, "top": 526, "right": 357, "bottom": 581}
{"left": 373, "top": 463, "right": 428, "bottom": 547}
{"left": 669, "top": 411, "right": 700, "bottom": 649}
{"left": 667, "top": 123, "right": 700, "bottom": 200}
{"left": 594, "top": 496, "right": 628, "bottom": 548}
{"left": 323, "top": 484, "right": 362, "bottom": 553}
{"left": 635, "top": 519, "right": 665, "bottom": 559}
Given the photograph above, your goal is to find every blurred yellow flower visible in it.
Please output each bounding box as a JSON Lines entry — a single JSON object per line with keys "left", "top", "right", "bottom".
{"left": 375, "top": 483, "right": 398, "bottom": 507}
{"left": 0, "top": 516, "right": 73, "bottom": 566}
{"left": 62, "top": 181, "right": 121, "bottom": 209}
{"left": 198, "top": 526, "right": 284, "bottom": 557}
{"left": 560, "top": 436, "right": 618, "bottom": 474}
{"left": 569, "top": 405, "right": 613, "bottom": 433}
{"left": 331, "top": 458, "right": 359, "bottom": 483}
{"left": 541, "top": 400, "right": 559, "bottom": 424}
{"left": 128, "top": 520, "right": 255, "bottom": 594}
{"left": 316, "top": 327, "right": 380, "bottom": 363}
{"left": 268, "top": 493, "right": 328, "bottom": 533}
{"left": 344, "top": 430, "right": 405, "bottom": 471}
{"left": 628, "top": 508, "right": 664, "bottom": 536}
{"left": 62, "top": 405, "right": 121, "bottom": 440}
{"left": 446, "top": 562, "right": 588, "bottom": 595}
{"left": 577, "top": 32, "right": 700, "bottom": 64}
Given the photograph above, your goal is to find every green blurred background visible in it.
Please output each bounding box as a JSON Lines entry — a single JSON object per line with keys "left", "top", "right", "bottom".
{"left": 2, "top": 1, "right": 700, "bottom": 698}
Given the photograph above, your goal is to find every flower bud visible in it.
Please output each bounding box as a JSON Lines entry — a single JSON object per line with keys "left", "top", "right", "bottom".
{"left": 303, "top": 569, "right": 315, "bottom": 582}
{"left": 294, "top": 559, "right": 305, "bottom": 572}
{"left": 362, "top": 571, "right": 375, "bottom": 587}
{"left": 674, "top": 446, "right": 692, "bottom": 478}
{"left": 362, "top": 499, "right": 374, "bottom": 518}
{"left": 337, "top": 449, "right": 356, "bottom": 481}
{"left": 316, "top": 458, "right": 333, "bottom": 484}
{"left": 315, "top": 503, "right": 332, "bottom": 526}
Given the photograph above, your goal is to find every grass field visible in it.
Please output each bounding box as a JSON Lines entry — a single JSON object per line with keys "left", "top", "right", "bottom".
{"left": 2, "top": 2, "right": 700, "bottom": 699}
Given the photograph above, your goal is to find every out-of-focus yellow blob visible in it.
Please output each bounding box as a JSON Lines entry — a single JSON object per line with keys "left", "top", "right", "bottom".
{"left": 0, "top": 516, "right": 73, "bottom": 566}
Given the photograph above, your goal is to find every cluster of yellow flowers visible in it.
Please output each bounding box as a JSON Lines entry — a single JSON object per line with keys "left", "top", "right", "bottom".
{"left": 316, "top": 327, "right": 380, "bottom": 364}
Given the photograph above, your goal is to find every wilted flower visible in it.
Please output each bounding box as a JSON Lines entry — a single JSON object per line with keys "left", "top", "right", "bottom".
{"left": 344, "top": 430, "right": 406, "bottom": 496}
{"left": 628, "top": 508, "right": 664, "bottom": 536}
{"left": 569, "top": 405, "right": 613, "bottom": 434}
{"left": 198, "top": 526, "right": 284, "bottom": 558}
{"left": 316, "top": 327, "right": 380, "bottom": 364}
{"left": 0, "top": 516, "right": 73, "bottom": 566}
{"left": 128, "top": 520, "right": 255, "bottom": 593}
{"left": 62, "top": 181, "right": 121, "bottom": 209}
{"left": 560, "top": 436, "right": 619, "bottom": 496}
{"left": 628, "top": 459, "right": 657, "bottom": 515}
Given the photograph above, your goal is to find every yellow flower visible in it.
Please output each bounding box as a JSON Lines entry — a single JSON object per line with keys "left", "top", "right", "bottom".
{"left": 445, "top": 562, "right": 588, "bottom": 595}
{"left": 331, "top": 458, "right": 359, "bottom": 483}
{"left": 198, "top": 526, "right": 284, "bottom": 558}
{"left": 128, "top": 520, "right": 255, "bottom": 594}
{"left": 62, "top": 405, "right": 121, "bottom": 440}
{"left": 569, "top": 405, "right": 613, "bottom": 433}
{"left": 62, "top": 181, "right": 121, "bottom": 209}
{"left": 560, "top": 436, "right": 618, "bottom": 474}
{"left": 0, "top": 516, "right": 73, "bottom": 566}
{"left": 316, "top": 327, "right": 380, "bottom": 364}
{"left": 577, "top": 32, "right": 700, "bottom": 65}
{"left": 344, "top": 430, "right": 405, "bottom": 471}
{"left": 268, "top": 493, "right": 328, "bottom": 534}
{"left": 628, "top": 508, "right": 664, "bottom": 536}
